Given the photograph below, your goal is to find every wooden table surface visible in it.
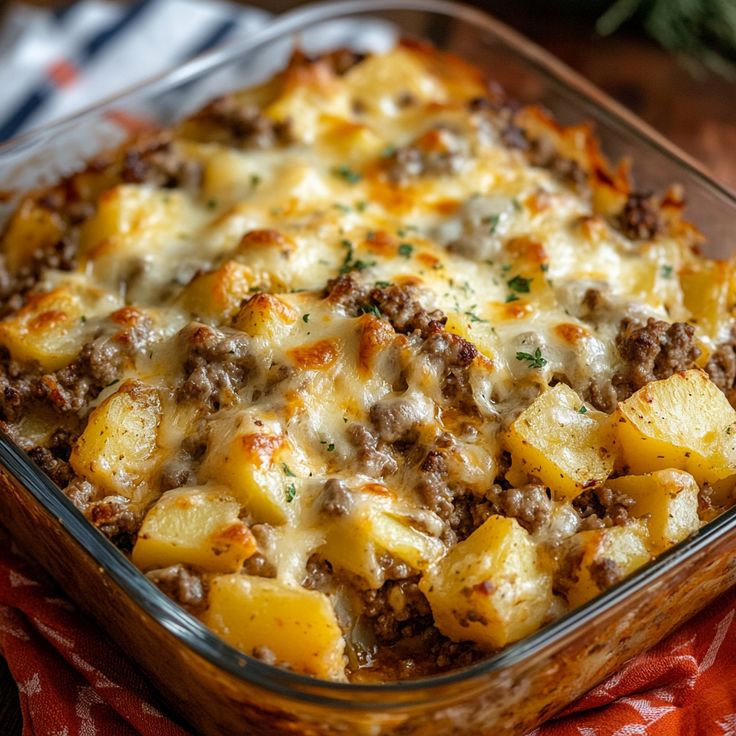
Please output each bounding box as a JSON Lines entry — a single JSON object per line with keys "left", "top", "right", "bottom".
{"left": 0, "top": 1, "right": 734, "bottom": 734}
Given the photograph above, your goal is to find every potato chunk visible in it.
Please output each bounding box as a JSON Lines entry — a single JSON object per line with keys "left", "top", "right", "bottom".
{"left": 320, "top": 491, "right": 445, "bottom": 587}
{"left": 0, "top": 285, "right": 116, "bottom": 371}
{"left": 178, "top": 261, "right": 256, "bottom": 321}
{"left": 614, "top": 369, "right": 736, "bottom": 485}
{"left": 504, "top": 383, "right": 614, "bottom": 500}
{"left": 199, "top": 433, "right": 294, "bottom": 525}
{"left": 419, "top": 515, "right": 552, "bottom": 649}
{"left": 201, "top": 575, "right": 346, "bottom": 680}
{"left": 132, "top": 487, "right": 256, "bottom": 573}
{"left": 233, "top": 293, "right": 298, "bottom": 340}
{"left": 0, "top": 199, "right": 64, "bottom": 272}
{"left": 605, "top": 469, "right": 700, "bottom": 552}
{"left": 70, "top": 381, "right": 161, "bottom": 498}
{"left": 564, "top": 521, "right": 651, "bottom": 608}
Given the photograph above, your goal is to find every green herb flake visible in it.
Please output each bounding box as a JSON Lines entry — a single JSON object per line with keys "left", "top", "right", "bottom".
{"left": 206, "top": 198, "right": 218, "bottom": 210}
{"left": 355, "top": 200, "right": 368, "bottom": 212}
{"left": 578, "top": 405, "right": 588, "bottom": 414}
{"left": 105, "top": 378, "right": 120, "bottom": 388}
{"left": 285, "top": 483, "right": 297, "bottom": 503}
{"left": 327, "top": 443, "right": 336, "bottom": 452}
{"left": 398, "top": 242, "right": 414, "bottom": 258}
{"left": 507, "top": 275, "right": 532, "bottom": 293}
{"left": 359, "top": 303, "right": 382, "bottom": 318}
{"left": 505, "top": 293, "right": 520, "bottom": 303}
{"left": 250, "top": 174, "right": 262, "bottom": 189}
{"left": 302, "top": 314, "right": 310, "bottom": 323}
{"left": 380, "top": 144, "right": 397, "bottom": 158}
{"left": 332, "top": 164, "right": 362, "bottom": 184}
{"left": 515, "top": 347, "right": 547, "bottom": 369}
{"left": 661, "top": 264, "right": 674, "bottom": 279}
{"left": 465, "top": 310, "right": 488, "bottom": 323}
{"left": 486, "top": 213, "right": 502, "bottom": 234}
{"left": 282, "top": 463, "right": 296, "bottom": 477}
{"left": 374, "top": 280, "right": 392, "bottom": 288}
{"left": 540, "top": 263, "right": 549, "bottom": 272}
{"left": 80, "top": 315, "right": 87, "bottom": 324}
{"left": 334, "top": 203, "right": 351, "bottom": 213}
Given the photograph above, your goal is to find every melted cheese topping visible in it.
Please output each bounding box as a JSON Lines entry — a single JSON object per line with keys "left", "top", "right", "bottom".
{"left": 3, "top": 44, "right": 734, "bottom": 682}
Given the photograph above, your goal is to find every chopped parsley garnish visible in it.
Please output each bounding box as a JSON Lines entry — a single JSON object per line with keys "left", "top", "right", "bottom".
{"left": 250, "top": 174, "right": 262, "bottom": 189}
{"left": 339, "top": 239, "right": 376, "bottom": 274}
{"left": 302, "top": 314, "right": 310, "bottom": 323}
{"left": 505, "top": 293, "right": 520, "bottom": 303}
{"left": 355, "top": 200, "right": 368, "bottom": 212}
{"left": 206, "top": 198, "right": 218, "bottom": 210}
{"left": 486, "top": 213, "right": 502, "bottom": 234}
{"left": 578, "top": 405, "right": 588, "bottom": 414}
{"left": 285, "top": 483, "right": 297, "bottom": 503}
{"left": 661, "top": 264, "right": 674, "bottom": 279}
{"left": 359, "top": 303, "right": 382, "bottom": 318}
{"left": 374, "top": 280, "right": 392, "bottom": 288}
{"left": 507, "top": 275, "right": 532, "bottom": 293}
{"left": 465, "top": 309, "right": 488, "bottom": 323}
{"left": 282, "top": 463, "right": 296, "bottom": 477}
{"left": 327, "top": 443, "right": 335, "bottom": 452}
{"left": 540, "top": 263, "right": 549, "bottom": 272}
{"left": 380, "top": 144, "right": 397, "bottom": 158}
{"left": 332, "top": 164, "right": 362, "bottom": 184}
{"left": 398, "top": 242, "right": 414, "bottom": 258}
{"left": 515, "top": 348, "right": 547, "bottom": 369}
{"left": 512, "top": 198, "right": 523, "bottom": 211}
{"left": 105, "top": 378, "right": 120, "bottom": 388}
{"left": 80, "top": 315, "right": 87, "bottom": 323}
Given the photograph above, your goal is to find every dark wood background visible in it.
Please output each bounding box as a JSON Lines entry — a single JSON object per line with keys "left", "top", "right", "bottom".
{"left": 0, "top": 1, "right": 734, "bottom": 734}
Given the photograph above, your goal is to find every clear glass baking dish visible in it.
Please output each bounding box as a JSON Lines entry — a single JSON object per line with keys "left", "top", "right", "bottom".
{"left": 1, "top": 2, "right": 736, "bottom": 735}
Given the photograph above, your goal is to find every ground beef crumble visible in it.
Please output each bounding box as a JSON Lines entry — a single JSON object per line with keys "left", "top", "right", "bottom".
{"left": 573, "top": 486, "right": 635, "bottom": 529}
{"left": 616, "top": 192, "right": 662, "bottom": 241}
{"left": 146, "top": 564, "right": 207, "bottom": 613}
{"left": 612, "top": 317, "right": 700, "bottom": 401}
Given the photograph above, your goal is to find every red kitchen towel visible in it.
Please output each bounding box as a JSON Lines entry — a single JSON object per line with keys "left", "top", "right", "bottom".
{"left": 0, "top": 525, "right": 734, "bottom": 736}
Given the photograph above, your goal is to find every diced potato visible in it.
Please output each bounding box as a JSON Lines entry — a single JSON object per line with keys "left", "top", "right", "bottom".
{"left": 234, "top": 229, "right": 298, "bottom": 292}
{"left": 132, "top": 487, "right": 256, "bottom": 573}
{"left": 680, "top": 260, "right": 735, "bottom": 340}
{"left": 70, "top": 381, "right": 161, "bottom": 498}
{"left": 419, "top": 515, "right": 552, "bottom": 649}
{"left": 0, "top": 285, "right": 116, "bottom": 371}
{"left": 605, "top": 469, "right": 700, "bottom": 552}
{"left": 202, "top": 148, "right": 263, "bottom": 203}
{"left": 78, "top": 184, "right": 191, "bottom": 263}
{"left": 614, "top": 369, "right": 736, "bottom": 486}
{"left": 199, "top": 433, "right": 294, "bottom": 525}
{"left": 321, "top": 493, "right": 445, "bottom": 587}
{"left": 504, "top": 383, "right": 615, "bottom": 501}
{"left": 178, "top": 261, "right": 256, "bottom": 321}
{"left": 233, "top": 292, "right": 297, "bottom": 340}
{"left": 563, "top": 521, "right": 651, "bottom": 609}
{"left": 0, "top": 199, "right": 64, "bottom": 272}
{"left": 201, "top": 575, "right": 346, "bottom": 680}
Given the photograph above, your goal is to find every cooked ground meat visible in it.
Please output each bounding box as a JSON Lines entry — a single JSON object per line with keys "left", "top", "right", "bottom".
{"left": 588, "top": 558, "right": 622, "bottom": 591}
{"left": 0, "top": 237, "right": 77, "bottom": 317}
{"left": 585, "top": 380, "right": 619, "bottom": 414}
{"left": 416, "top": 448, "right": 455, "bottom": 528}
{"left": 158, "top": 427, "right": 208, "bottom": 491}
{"left": 0, "top": 314, "right": 153, "bottom": 422}
{"left": 27, "top": 447, "right": 75, "bottom": 487}
{"left": 384, "top": 126, "right": 468, "bottom": 184}
{"left": 120, "top": 134, "right": 202, "bottom": 190}
{"left": 318, "top": 479, "right": 353, "bottom": 517}
{"left": 573, "top": 486, "right": 634, "bottom": 529}
{"left": 612, "top": 317, "right": 700, "bottom": 401}
{"left": 369, "top": 397, "right": 423, "bottom": 444}
{"left": 322, "top": 274, "right": 371, "bottom": 315}
{"left": 85, "top": 495, "right": 142, "bottom": 548}
{"left": 146, "top": 564, "right": 207, "bottom": 613}
{"left": 346, "top": 423, "right": 398, "bottom": 477}
{"left": 616, "top": 192, "right": 662, "bottom": 241}
{"left": 448, "top": 491, "right": 494, "bottom": 542}
{"left": 422, "top": 328, "right": 478, "bottom": 410}
{"left": 370, "top": 283, "right": 446, "bottom": 338}
{"left": 188, "top": 95, "right": 293, "bottom": 149}
{"left": 63, "top": 477, "right": 96, "bottom": 512}
{"left": 359, "top": 578, "right": 432, "bottom": 643}
{"left": 178, "top": 323, "right": 253, "bottom": 410}
{"left": 706, "top": 327, "right": 736, "bottom": 407}
{"left": 487, "top": 483, "right": 552, "bottom": 534}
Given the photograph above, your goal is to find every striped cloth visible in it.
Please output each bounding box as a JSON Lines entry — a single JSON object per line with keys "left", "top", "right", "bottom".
{"left": 0, "top": 0, "right": 271, "bottom": 142}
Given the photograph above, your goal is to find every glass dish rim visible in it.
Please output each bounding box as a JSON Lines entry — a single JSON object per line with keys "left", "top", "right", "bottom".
{"left": 1, "top": 0, "right": 736, "bottom": 708}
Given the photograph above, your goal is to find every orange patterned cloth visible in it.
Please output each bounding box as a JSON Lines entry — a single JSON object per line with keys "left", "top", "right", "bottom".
{"left": 0, "top": 526, "right": 734, "bottom": 736}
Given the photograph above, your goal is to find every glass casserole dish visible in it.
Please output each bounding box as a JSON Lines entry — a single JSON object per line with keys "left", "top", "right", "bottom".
{"left": 1, "top": 1, "right": 736, "bottom": 734}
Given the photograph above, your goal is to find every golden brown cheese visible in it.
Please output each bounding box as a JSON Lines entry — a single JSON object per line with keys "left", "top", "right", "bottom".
{"left": 2, "top": 43, "right": 736, "bottom": 683}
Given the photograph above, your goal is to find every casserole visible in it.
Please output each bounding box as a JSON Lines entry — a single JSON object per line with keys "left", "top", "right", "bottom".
{"left": 1, "top": 1, "right": 736, "bottom": 734}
